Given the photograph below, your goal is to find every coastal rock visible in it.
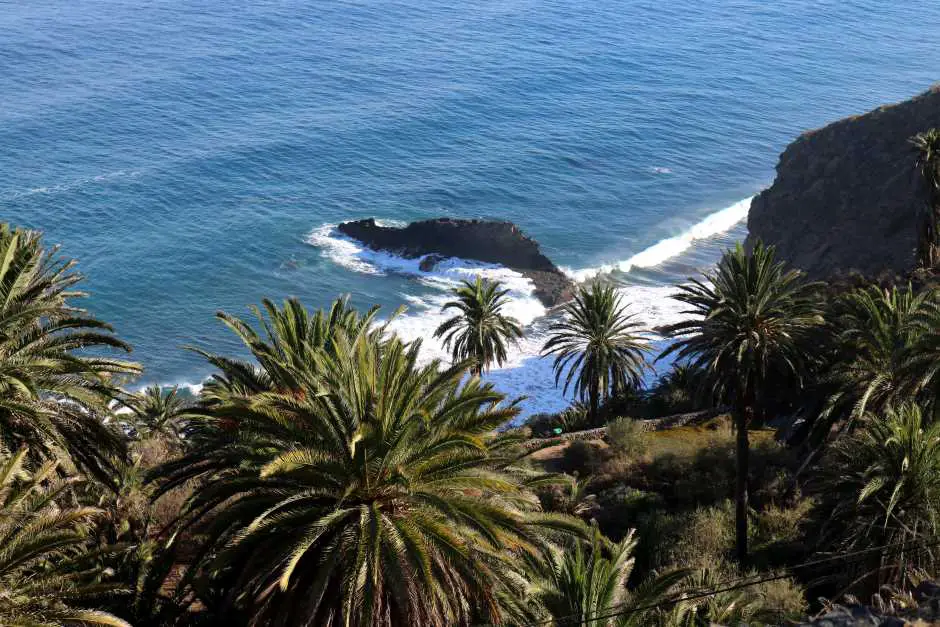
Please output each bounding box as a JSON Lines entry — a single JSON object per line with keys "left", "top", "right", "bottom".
{"left": 746, "top": 85, "right": 940, "bottom": 280}
{"left": 337, "top": 218, "right": 576, "bottom": 307}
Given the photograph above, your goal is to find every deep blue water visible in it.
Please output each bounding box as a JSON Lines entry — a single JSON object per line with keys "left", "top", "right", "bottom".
{"left": 2, "top": 1, "right": 939, "bottom": 413}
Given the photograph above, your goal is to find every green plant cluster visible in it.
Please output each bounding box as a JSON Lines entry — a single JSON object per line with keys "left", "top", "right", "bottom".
{"left": 6, "top": 133, "right": 940, "bottom": 627}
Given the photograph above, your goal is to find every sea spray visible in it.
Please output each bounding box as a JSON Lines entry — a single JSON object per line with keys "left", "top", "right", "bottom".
{"left": 565, "top": 197, "right": 752, "bottom": 281}
{"left": 304, "top": 200, "right": 748, "bottom": 418}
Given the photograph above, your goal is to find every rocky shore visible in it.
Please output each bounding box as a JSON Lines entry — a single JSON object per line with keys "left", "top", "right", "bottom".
{"left": 337, "top": 217, "right": 576, "bottom": 307}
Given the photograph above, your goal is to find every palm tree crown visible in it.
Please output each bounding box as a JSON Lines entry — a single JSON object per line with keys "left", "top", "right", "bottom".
{"left": 542, "top": 281, "right": 650, "bottom": 423}
{"left": 531, "top": 528, "right": 689, "bottom": 627}
{"left": 0, "top": 448, "right": 130, "bottom": 626}
{"left": 661, "top": 242, "right": 822, "bottom": 563}
{"left": 434, "top": 276, "right": 523, "bottom": 376}
{"left": 0, "top": 224, "right": 140, "bottom": 484}
{"left": 822, "top": 285, "right": 937, "bottom": 430}
{"left": 193, "top": 295, "right": 384, "bottom": 403}
{"left": 817, "top": 402, "right": 940, "bottom": 591}
{"left": 131, "top": 385, "right": 199, "bottom": 443}
{"left": 660, "top": 242, "right": 822, "bottom": 408}
{"left": 155, "top": 299, "right": 582, "bottom": 626}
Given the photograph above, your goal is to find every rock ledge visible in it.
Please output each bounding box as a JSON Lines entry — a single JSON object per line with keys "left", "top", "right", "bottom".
{"left": 337, "top": 218, "right": 575, "bottom": 307}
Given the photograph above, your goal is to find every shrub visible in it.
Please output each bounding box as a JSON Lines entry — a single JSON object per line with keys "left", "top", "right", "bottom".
{"left": 752, "top": 576, "right": 808, "bottom": 623}
{"left": 605, "top": 417, "right": 648, "bottom": 458}
{"left": 560, "top": 440, "right": 607, "bottom": 475}
{"left": 594, "top": 486, "right": 662, "bottom": 542}
{"left": 523, "top": 403, "right": 596, "bottom": 437}
{"left": 665, "top": 502, "right": 736, "bottom": 570}
{"left": 525, "top": 413, "right": 559, "bottom": 438}
{"left": 646, "top": 363, "right": 711, "bottom": 416}
{"left": 672, "top": 560, "right": 806, "bottom": 626}
{"left": 557, "top": 403, "right": 595, "bottom": 432}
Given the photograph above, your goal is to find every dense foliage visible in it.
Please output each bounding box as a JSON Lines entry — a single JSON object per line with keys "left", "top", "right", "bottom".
{"left": 661, "top": 242, "right": 823, "bottom": 562}
{"left": 6, "top": 201, "right": 940, "bottom": 625}
{"left": 434, "top": 275, "right": 523, "bottom": 375}
{"left": 542, "top": 281, "right": 650, "bottom": 424}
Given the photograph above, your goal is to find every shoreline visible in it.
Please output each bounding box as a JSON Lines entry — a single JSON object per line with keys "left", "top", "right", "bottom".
{"left": 134, "top": 196, "right": 753, "bottom": 418}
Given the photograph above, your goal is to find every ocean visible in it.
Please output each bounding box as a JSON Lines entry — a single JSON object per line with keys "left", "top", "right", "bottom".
{"left": 2, "top": 0, "right": 939, "bottom": 416}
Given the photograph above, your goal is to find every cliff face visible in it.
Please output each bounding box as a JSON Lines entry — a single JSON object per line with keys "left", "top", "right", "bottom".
{"left": 337, "top": 218, "right": 575, "bottom": 307}
{"left": 746, "top": 86, "right": 940, "bottom": 280}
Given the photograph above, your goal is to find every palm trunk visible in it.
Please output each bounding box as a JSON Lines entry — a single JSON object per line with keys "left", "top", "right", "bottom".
{"left": 735, "top": 392, "right": 754, "bottom": 566}
{"left": 589, "top": 379, "right": 600, "bottom": 426}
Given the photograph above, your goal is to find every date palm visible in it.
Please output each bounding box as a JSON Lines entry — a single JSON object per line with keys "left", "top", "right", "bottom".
{"left": 661, "top": 242, "right": 822, "bottom": 564}
{"left": 131, "top": 385, "right": 200, "bottom": 444}
{"left": 821, "top": 285, "right": 934, "bottom": 432}
{"left": 0, "top": 224, "right": 140, "bottom": 485}
{"left": 531, "top": 528, "right": 690, "bottom": 627}
{"left": 911, "top": 128, "right": 940, "bottom": 267}
{"left": 155, "top": 302, "right": 582, "bottom": 626}
{"left": 542, "top": 282, "right": 650, "bottom": 425}
{"left": 192, "top": 295, "right": 384, "bottom": 403}
{"left": 816, "top": 402, "right": 940, "bottom": 592}
{"left": 434, "top": 276, "right": 523, "bottom": 376}
{"left": 0, "top": 447, "right": 130, "bottom": 626}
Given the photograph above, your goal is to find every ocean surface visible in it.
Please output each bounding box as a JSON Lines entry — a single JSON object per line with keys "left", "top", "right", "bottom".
{"left": 3, "top": 1, "right": 939, "bottom": 416}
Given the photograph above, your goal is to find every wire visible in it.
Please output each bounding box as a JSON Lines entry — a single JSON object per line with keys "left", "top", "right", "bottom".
{"left": 516, "top": 535, "right": 940, "bottom": 626}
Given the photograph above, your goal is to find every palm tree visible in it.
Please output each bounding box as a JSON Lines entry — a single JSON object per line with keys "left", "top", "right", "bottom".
{"left": 816, "top": 402, "right": 940, "bottom": 593}
{"left": 911, "top": 128, "right": 940, "bottom": 267}
{"left": 192, "top": 295, "right": 384, "bottom": 403}
{"left": 131, "top": 385, "right": 200, "bottom": 444}
{"left": 542, "top": 282, "right": 650, "bottom": 425}
{"left": 434, "top": 276, "right": 523, "bottom": 376}
{"left": 0, "top": 224, "right": 140, "bottom": 485}
{"left": 154, "top": 302, "right": 583, "bottom": 626}
{"left": 531, "top": 528, "right": 690, "bottom": 626}
{"left": 0, "top": 448, "right": 130, "bottom": 626}
{"left": 821, "top": 285, "right": 935, "bottom": 433}
{"left": 661, "top": 242, "right": 822, "bottom": 564}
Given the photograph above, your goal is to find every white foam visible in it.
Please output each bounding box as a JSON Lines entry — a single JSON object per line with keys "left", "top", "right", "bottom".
{"left": 566, "top": 196, "right": 751, "bottom": 281}
{"left": 305, "top": 223, "right": 708, "bottom": 418}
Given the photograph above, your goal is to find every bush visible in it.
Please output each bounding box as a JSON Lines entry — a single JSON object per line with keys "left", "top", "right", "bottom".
{"left": 524, "top": 413, "right": 558, "bottom": 438}
{"left": 665, "top": 502, "right": 736, "bottom": 570}
{"left": 557, "top": 403, "right": 595, "bottom": 432}
{"left": 605, "top": 417, "right": 648, "bottom": 458}
{"left": 594, "top": 485, "right": 662, "bottom": 542}
{"left": 560, "top": 440, "right": 606, "bottom": 475}
{"left": 646, "top": 363, "right": 710, "bottom": 415}
{"left": 523, "top": 403, "right": 596, "bottom": 437}
{"left": 752, "top": 576, "right": 808, "bottom": 623}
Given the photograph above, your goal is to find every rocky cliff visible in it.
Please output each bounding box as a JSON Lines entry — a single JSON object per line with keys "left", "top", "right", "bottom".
{"left": 747, "top": 86, "right": 940, "bottom": 279}
{"left": 337, "top": 218, "right": 575, "bottom": 307}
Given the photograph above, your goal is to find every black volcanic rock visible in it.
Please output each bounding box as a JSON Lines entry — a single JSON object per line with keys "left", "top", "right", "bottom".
{"left": 746, "top": 85, "right": 940, "bottom": 280}
{"left": 337, "top": 218, "right": 575, "bottom": 307}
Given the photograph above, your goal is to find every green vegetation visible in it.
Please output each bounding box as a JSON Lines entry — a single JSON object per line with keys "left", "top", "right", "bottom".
{"left": 7, "top": 137, "right": 940, "bottom": 627}
{"left": 542, "top": 281, "right": 650, "bottom": 425}
{"left": 155, "top": 303, "right": 580, "bottom": 625}
{"left": 661, "top": 241, "right": 823, "bottom": 564}
{"left": 0, "top": 448, "right": 130, "bottom": 626}
{"left": 433, "top": 275, "right": 523, "bottom": 376}
{"left": 911, "top": 128, "right": 940, "bottom": 267}
{"left": 0, "top": 225, "right": 140, "bottom": 486}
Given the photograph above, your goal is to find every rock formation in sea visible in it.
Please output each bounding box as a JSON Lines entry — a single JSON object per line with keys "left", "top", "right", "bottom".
{"left": 746, "top": 85, "right": 940, "bottom": 280}
{"left": 337, "top": 218, "right": 575, "bottom": 307}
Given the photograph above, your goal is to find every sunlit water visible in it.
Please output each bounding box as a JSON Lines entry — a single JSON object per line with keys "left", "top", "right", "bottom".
{"left": 3, "top": 0, "right": 939, "bottom": 415}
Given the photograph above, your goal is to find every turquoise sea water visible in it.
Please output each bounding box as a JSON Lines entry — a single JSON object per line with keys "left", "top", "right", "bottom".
{"left": 3, "top": 1, "right": 939, "bottom": 414}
